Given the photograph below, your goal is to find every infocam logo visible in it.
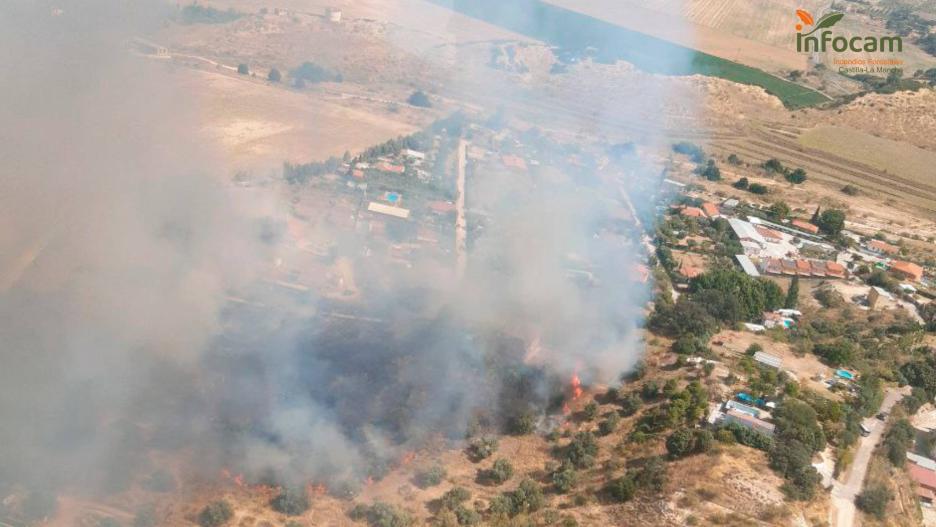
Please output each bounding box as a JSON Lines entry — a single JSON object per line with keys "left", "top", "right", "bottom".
{"left": 795, "top": 9, "right": 902, "bottom": 53}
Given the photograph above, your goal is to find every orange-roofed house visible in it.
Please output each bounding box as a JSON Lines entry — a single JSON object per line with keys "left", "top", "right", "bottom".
{"left": 891, "top": 260, "right": 924, "bottom": 282}
{"left": 909, "top": 464, "right": 936, "bottom": 503}
{"left": 868, "top": 239, "right": 899, "bottom": 256}
{"left": 795, "top": 259, "right": 812, "bottom": 276}
{"left": 502, "top": 155, "right": 528, "bottom": 171}
{"left": 701, "top": 202, "right": 721, "bottom": 218}
{"left": 825, "top": 261, "right": 846, "bottom": 278}
{"left": 377, "top": 162, "right": 405, "bottom": 174}
{"left": 680, "top": 207, "right": 706, "bottom": 218}
{"left": 791, "top": 219, "right": 819, "bottom": 234}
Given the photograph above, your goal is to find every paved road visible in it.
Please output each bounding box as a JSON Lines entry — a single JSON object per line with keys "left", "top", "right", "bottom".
{"left": 830, "top": 387, "right": 908, "bottom": 527}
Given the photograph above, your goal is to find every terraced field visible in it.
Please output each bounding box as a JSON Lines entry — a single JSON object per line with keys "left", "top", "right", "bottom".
{"left": 707, "top": 124, "right": 936, "bottom": 214}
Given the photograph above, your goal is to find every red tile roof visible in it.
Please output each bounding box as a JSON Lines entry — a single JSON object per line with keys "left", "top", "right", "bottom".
{"left": 910, "top": 464, "right": 936, "bottom": 490}
{"left": 377, "top": 162, "right": 405, "bottom": 174}
{"left": 791, "top": 219, "right": 819, "bottom": 234}
{"left": 891, "top": 260, "right": 924, "bottom": 282}
{"left": 701, "top": 202, "right": 720, "bottom": 218}
{"left": 868, "top": 239, "right": 899, "bottom": 255}
{"left": 680, "top": 207, "right": 706, "bottom": 218}
{"left": 825, "top": 261, "right": 846, "bottom": 278}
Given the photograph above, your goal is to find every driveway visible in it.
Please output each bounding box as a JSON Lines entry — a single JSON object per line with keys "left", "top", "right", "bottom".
{"left": 829, "top": 387, "right": 908, "bottom": 526}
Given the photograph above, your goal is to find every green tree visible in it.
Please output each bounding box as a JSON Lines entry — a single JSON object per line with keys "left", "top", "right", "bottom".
{"left": 237, "top": 63, "right": 249, "bottom": 75}
{"left": 267, "top": 68, "right": 282, "bottom": 82}
{"left": 665, "top": 428, "right": 695, "bottom": 458}
{"left": 884, "top": 419, "right": 915, "bottom": 467}
{"left": 769, "top": 201, "right": 791, "bottom": 219}
{"left": 698, "top": 159, "right": 721, "bottom": 181}
{"left": 785, "top": 275, "right": 800, "bottom": 309}
{"left": 733, "top": 177, "right": 749, "bottom": 190}
{"left": 816, "top": 209, "right": 846, "bottom": 235}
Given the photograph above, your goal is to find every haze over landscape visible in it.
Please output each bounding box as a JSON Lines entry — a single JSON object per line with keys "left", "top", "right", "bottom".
{"left": 1, "top": 1, "right": 935, "bottom": 527}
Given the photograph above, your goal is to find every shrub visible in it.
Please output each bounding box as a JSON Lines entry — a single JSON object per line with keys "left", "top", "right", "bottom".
{"left": 582, "top": 402, "right": 599, "bottom": 421}
{"left": 733, "top": 177, "right": 749, "bottom": 190}
{"left": 407, "top": 90, "right": 432, "bottom": 108}
{"left": 507, "top": 411, "right": 536, "bottom": 435}
{"left": 727, "top": 154, "right": 742, "bottom": 165}
{"left": 485, "top": 459, "right": 514, "bottom": 485}
{"left": 198, "top": 501, "right": 233, "bottom": 527}
{"left": 599, "top": 411, "right": 621, "bottom": 435}
{"left": 620, "top": 393, "right": 642, "bottom": 416}
{"left": 271, "top": 487, "right": 310, "bottom": 516}
{"left": 856, "top": 484, "right": 891, "bottom": 519}
{"left": 439, "top": 487, "right": 472, "bottom": 510}
{"left": 550, "top": 461, "right": 577, "bottom": 493}
{"left": 785, "top": 168, "right": 807, "bottom": 184}
{"left": 268, "top": 68, "right": 282, "bottom": 82}
{"left": 237, "top": 63, "right": 249, "bottom": 75}
{"left": 350, "top": 502, "right": 412, "bottom": 527}
{"left": 749, "top": 183, "right": 769, "bottom": 195}
{"left": 607, "top": 475, "right": 636, "bottom": 502}
{"left": 414, "top": 465, "right": 446, "bottom": 488}
{"left": 565, "top": 431, "right": 598, "bottom": 468}
{"left": 467, "top": 437, "right": 498, "bottom": 461}
{"left": 636, "top": 457, "right": 668, "bottom": 492}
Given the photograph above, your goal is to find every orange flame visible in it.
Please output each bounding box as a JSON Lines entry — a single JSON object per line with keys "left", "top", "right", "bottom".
{"left": 562, "top": 402, "right": 571, "bottom": 415}
{"left": 221, "top": 469, "right": 245, "bottom": 488}
{"left": 571, "top": 372, "right": 582, "bottom": 399}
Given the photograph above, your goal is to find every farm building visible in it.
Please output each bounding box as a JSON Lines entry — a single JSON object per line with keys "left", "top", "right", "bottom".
{"left": 723, "top": 409, "right": 775, "bottom": 437}
{"left": 367, "top": 202, "right": 410, "bottom": 219}
{"left": 791, "top": 219, "right": 819, "bottom": 234}
{"left": 753, "top": 351, "right": 782, "bottom": 369}
{"left": 891, "top": 260, "right": 924, "bottom": 282}
{"left": 735, "top": 254, "right": 760, "bottom": 277}
{"left": 867, "top": 239, "right": 899, "bottom": 256}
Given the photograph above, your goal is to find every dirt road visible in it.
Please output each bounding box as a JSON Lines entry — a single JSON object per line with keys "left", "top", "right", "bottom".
{"left": 830, "top": 387, "right": 907, "bottom": 527}
{"left": 455, "top": 139, "right": 467, "bottom": 279}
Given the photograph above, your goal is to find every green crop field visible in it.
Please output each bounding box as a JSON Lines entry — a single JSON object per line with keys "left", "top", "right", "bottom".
{"left": 438, "top": 0, "right": 831, "bottom": 109}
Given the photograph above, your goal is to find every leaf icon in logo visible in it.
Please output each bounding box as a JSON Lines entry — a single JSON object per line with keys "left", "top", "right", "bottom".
{"left": 801, "top": 12, "right": 844, "bottom": 36}
{"left": 814, "top": 12, "right": 844, "bottom": 29}
{"left": 796, "top": 9, "right": 814, "bottom": 26}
